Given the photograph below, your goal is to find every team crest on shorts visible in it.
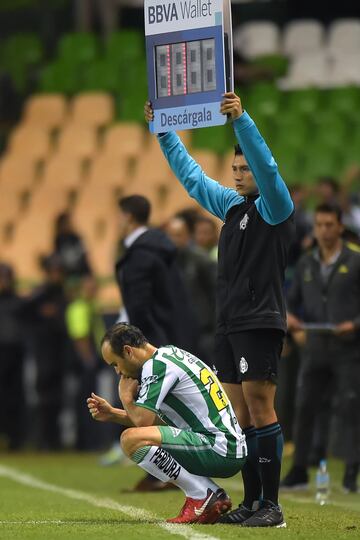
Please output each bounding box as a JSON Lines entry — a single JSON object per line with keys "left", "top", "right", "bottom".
{"left": 169, "top": 427, "right": 181, "bottom": 437}
{"left": 239, "top": 356, "right": 248, "bottom": 374}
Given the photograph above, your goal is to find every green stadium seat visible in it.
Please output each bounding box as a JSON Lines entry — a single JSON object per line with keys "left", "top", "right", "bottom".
{"left": 245, "top": 82, "right": 282, "bottom": 119}
{"left": 39, "top": 61, "right": 81, "bottom": 95}
{"left": 327, "top": 86, "right": 360, "bottom": 117}
{"left": 250, "top": 54, "right": 289, "bottom": 78}
{"left": 312, "top": 112, "right": 350, "bottom": 151}
{"left": 58, "top": 32, "right": 99, "bottom": 66}
{"left": 272, "top": 112, "right": 310, "bottom": 151}
{"left": 285, "top": 88, "right": 322, "bottom": 117}
{"left": 302, "top": 142, "right": 343, "bottom": 180}
{"left": 192, "top": 124, "right": 234, "bottom": 156}
{"left": 82, "top": 61, "right": 121, "bottom": 93}
{"left": 105, "top": 30, "right": 145, "bottom": 68}
{"left": 1, "top": 33, "right": 44, "bottom": 92}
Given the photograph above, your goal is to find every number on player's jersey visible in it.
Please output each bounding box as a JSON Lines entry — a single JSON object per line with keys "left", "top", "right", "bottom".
{"left": 200, "top": 367, "right": 229, "bottom": 411}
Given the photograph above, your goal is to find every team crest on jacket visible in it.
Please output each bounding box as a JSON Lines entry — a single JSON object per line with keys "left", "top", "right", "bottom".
{"left": 239, "top": 357, "right": 248, "bottom": 374}
{"left": 239, "top": 214, "right": 249, "bottom": 230}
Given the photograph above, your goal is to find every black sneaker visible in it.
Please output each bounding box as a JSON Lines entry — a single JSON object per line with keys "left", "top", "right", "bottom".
{"left": 343, "top": 463, "right": 359, "bottom": 494}
{"left": 241, "top": 500, "right": 286, "bottom": 528}
{"left": 280, "top": 465, "right": 309, "bottom": 490}
{"left": 217, "top": 503, "right": 255, "bottom": 524}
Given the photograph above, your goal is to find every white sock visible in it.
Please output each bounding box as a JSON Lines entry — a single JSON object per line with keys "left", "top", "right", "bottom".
{"left": 132, "top": 445, "right": 220, "bottom": 499}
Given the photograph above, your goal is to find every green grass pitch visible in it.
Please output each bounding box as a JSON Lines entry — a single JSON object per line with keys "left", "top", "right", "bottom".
{"left": 0, "top": 453, "right": 359, "bottom": 539}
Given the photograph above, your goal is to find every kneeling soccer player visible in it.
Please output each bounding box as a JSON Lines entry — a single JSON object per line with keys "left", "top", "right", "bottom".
{"left": 87, "top": 322, "right": 247, "bottom": 524}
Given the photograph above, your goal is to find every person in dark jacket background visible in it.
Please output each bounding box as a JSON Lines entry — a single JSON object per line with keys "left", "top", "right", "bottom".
{"left": 21, "top": 254, "right": 68, "bottom": 450}
{"left": 282, "top": 203, "right": 360, "bottom": 493}
{"left": 145, "top": 91, "right": 294, "bottom": 527}
{"left": 0, "top": 263, "right": 26, "bottom": 450}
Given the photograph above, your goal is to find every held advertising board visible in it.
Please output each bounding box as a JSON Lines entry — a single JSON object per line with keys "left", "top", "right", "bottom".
{"left": 144, "top": 0, "right": 233, "bottom": 133}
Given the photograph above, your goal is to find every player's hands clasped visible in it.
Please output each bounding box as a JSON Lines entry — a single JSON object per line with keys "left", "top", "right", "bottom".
{"left": 220, "top": 92, "right": 243, "bottom": 120}
{"left": 144, "top": 101, "right": 154, "bottom": 123}
{"left": 87, "top": 392, "right": 113, "bottom": 422}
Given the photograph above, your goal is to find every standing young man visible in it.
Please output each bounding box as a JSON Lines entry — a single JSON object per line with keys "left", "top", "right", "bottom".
{"left": 145, "top": 92, "right": 294, "bottom": 527}
{"left": 87, "top": 322, "right": 247, "bottom": 524}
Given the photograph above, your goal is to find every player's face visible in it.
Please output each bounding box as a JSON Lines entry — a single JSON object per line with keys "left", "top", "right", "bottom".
{"left": 314, "top": 212, "right": 343, "bottom": 249}
{"left": 101, "top": 341, "right": 138, "bottom": 378}
{"left": 232, "top": 154, "right": 258, "bottom": 197}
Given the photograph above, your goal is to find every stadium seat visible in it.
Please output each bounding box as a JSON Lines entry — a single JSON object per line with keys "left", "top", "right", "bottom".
{"left": 0, "top": 154, "right": 37, "bottom": 193}
{"left": 233, "top": 21, "right": 281, "bottom": 59}
{"left": 1, "top": 33, "right": 44, "bottom": 93}
{"left": 105, "top": 30, "right": 144, "bottom": 67}
{"left": 70, "top": 93, "right": 115, "bottom": 129}
{"left": 8, "top": 126, "right": 50, "bottom": 161}
{"left": 58, "top": 32, "right": 99, "bottom": 66}
{"left": 272, "top": 113, "right": 310, "bottom": 151}
{"left": 284, "top": 88, "right": 321, "bottom": 116}
{"left": 326, "top": 86, "right": 360, "bottom": 117}
{"left": 88, "top": 155, "right": 128, "bottom": 189}
{"left": 282, "top": 20, "right": 325, "bottom": 57}
{"left": 191, "top": 150, "right": 221, "bottom": 180}
{"left": 43, "top": 155, "right": 84, "bottom": 190}
{"left": 57, "top": 124, "right": 98, "bottom": 160}
{"left": 303, "top": 150, "right": 343, "bottom": 180}
{"left": 220, "top": 150, "right": 236, "bottom": 189}
{"left": 327, "top": 19, "right": 360, "bottom": 55}
{"left": 103, "top": 123, "right": 146, "bottom": 160}
{"left": 192, "top": 124, "right": 234, "bottom": 155}
{"left": 82, "top": 61, "right": 121, "bottom": 93}
{"left": 23, "top": 94, "right": 68, "bottom": 130}
{"left": 245, "top": 82, "right": 282, "bottom": 119}
{"left": 39, "top": 61, "right": 82, "bottom": 95}
{"left": 278, "top": 51, "right": 329, "bottom": 89}
{"left": 327, "top": 53, "right": 360, "bottom": 86}
{"left": 30, "top": 185, "right": 73, "bottom": 218}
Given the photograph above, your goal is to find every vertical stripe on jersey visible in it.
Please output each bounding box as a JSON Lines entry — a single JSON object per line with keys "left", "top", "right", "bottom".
{"left": 161, "top": 352, "right": 238, "bottom": 459}
{"left": 164, "top": 394, "right": 216, "bottom": 447}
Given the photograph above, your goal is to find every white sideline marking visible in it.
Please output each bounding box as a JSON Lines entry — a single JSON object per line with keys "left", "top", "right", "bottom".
{"left": 0, "top": 465, "right": 219, "bottom": 540}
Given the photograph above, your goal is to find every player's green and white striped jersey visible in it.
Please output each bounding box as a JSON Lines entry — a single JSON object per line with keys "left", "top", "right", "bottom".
{"left": 135, "top": 345, "right": 247, "bottom": 459}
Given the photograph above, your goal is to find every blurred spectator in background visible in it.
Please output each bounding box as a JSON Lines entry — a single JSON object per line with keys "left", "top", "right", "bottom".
{"left": 281, "top": 203, "right": 360, "bottom": 493}
{"left": 0, "top": 263, "right": 26, "bottom": 450}
{"left": 66, "top": 275, "right": 105, "bottom": 451}
{"left": 315, "top": 176, "right": 340, "bottom": 206}
{"left": 194, "top": 216, "right": 219, "bottom": 262}
{"left": 166, "top": 215, "right": 217, "bottom": 364}
{"left": 339, "top": 165, "right": 360, "bottom": 240}
{"left": 53, "top": 212, "right": 91, "bottom": 279}
{"left": 21, "top": 254, "right": 68, "bottom": 451}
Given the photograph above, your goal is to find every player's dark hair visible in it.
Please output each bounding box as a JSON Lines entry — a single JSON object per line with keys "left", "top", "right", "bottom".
{"left": 234, "top": 144, "right": 243, "bottom": 156}
{"left": 101, "top": 322, "right": 148, "bottom": 357}
{"left": 118, "top": 195, "right": 151, "bottom": 225}
{"left": 315, "top": 203, "right": 343, "bottom": 223}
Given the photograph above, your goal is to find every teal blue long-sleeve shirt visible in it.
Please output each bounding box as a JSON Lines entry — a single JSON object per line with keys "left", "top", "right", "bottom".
{"left": 158, "top": 111, "right": 294, "bottom": 225}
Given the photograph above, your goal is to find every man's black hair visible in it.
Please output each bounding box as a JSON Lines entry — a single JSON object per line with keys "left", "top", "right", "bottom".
{"left": 234, "top": 144, "right": 243, "bottom": 156}
{"left": 101, "top": 322, "right": 148, "bottom": 357}
{"left": 315, "top": 203, "right": 343, "bottom": 223}
{"left": 118, "top": 195, "right": 151, "bottom": 225}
